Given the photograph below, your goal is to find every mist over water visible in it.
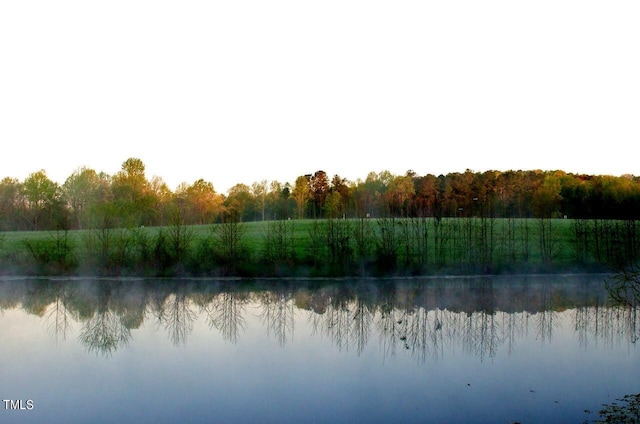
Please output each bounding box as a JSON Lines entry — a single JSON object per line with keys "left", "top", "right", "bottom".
{"left": 0, "top": 275, "right": 638, "bottom": 423}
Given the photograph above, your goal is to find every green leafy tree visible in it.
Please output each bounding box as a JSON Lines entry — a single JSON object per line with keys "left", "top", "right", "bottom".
{"left": 252, "top": 180, "right": 268, "bottom": 221}
{"left": 533, "top": 173, "right": 563, "bottom": 218}
{"left": 149, "top": 176, "right": 173, "bottom": 226}
{"left": 292, "top": 175, "right": 311, "bottom": 219}
{"left": 329, "top": 174, "right": 351, "bottom": 218}
{"left": 385, "top": 174, "right": 415, "bottom": 217}
{"left": 23, "top": 170, "right": 60, "bottom": 230}
{"left": 267, "top": 181, "right": 293, "bottom": 220}
{"left": 352, "top": 171, "right": 387, "bottom": 218}
{"left": 175, "top": 179, "right": 223, "bottom": 225}
{"left": 63, "top": 167, "right": 103, "bottom": 229}
{"left": 111, "top": 158, "right": 155, "bottom": 227}
{"left": 323, "top": 191, "right": 342, "bottom": 218}
{"left": 0, "top": 177, "right": 25, "bottom": 230}
{"left": 225, "top": 183, "right": 253, "bottom": 222}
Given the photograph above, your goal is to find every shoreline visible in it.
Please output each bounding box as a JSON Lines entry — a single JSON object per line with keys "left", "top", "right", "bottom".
{"left": 0, "top": 270, "right": 614, "bottom": 283}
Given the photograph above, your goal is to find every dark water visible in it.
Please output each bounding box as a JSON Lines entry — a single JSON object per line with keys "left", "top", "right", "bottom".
{"left": 0, "top": 274, "right": 638, "bottom": 423}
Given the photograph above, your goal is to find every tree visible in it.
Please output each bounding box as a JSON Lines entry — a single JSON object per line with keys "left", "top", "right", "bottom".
{"left": 323, "top": 191, "right": 343, "bottom": 218}
{"left": 252, "top": 180, "right": 268, "bottom": 221}
{"left": 352, "top": 171, "right": 388, "bottom": 218}
{"left": 532, "top": 173, "right": 563, "bottom": 265}
{"left": 413, "top": 174, "right": 440, "bottom": 217}
{"left": 385, "top": 174, "right": 415, "bottom": 217}
{"left": 310, "top": 170, "right": 330, "bottom": 218}
{"left": 62, "top": 167, "right": 103, "bottom": 230}
{"left": 149, "top": 176, "right": 173, "bottom": 226}
{"left": 533, "top": 174, "right": 563, "bottom": 218}
{"left": 111, "top": 158, "right": 155, "bottom": 226}
{"left": 329, "top": 174, "right": 351, "bottom": 217}
{"left": 225, "top": 183, "right": 253, "bottom": 222}
{"left": 174, "top": 178, "right": 224, "bottom": 225}
{"left": 23, "top": 170, "right": 60, "bottom": 230}
{"left": 266, "top": 181, "right": 293, "bottom": 220}
{"left": 0, "top": 177, "right": 25, "bottom": 230}
{"left": 445, "top": 170, "right": 476, "bottom": 217}
{"left": 120, "top": 158, "right": 146, "bottom": 186}
{"left": 292, "top": 175, "right": 311, "bottom": 219}
{"left": 85, "top": 171, "right": 114, "bottom": 229}
{"left": 181, "top": 179, "right": 223, "bottom": 224}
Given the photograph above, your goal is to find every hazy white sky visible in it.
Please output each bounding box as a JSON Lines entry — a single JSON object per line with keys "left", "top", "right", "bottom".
{"left": 1, "top": 1, "right": 638, "bottom": 193}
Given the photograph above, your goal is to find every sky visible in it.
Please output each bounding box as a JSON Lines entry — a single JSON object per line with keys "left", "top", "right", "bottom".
{"left": 1, "top": 1, "right": 638, "bottom": 194}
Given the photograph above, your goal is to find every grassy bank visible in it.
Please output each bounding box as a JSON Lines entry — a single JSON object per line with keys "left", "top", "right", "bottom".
{"left": 0, "top": 218, "right": 638, "bottom": 277}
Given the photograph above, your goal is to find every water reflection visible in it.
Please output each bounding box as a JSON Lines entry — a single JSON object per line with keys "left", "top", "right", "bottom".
{"left": 259, "top": 289, "right": 295, "bottom": 347}
{"left": 196, "top": 290, "right": 247, "bottom": 344}
{"left": 308, "top": 284, "right": 372, "bottom": 354}
{"left": 78, "top": 282, "right": 134, "bottom": 355}
{"left": 1, "top": 275, "right": 638, "bottom": 360}
{"left": 44, "top": 283, "right": 75, "bottom": 342}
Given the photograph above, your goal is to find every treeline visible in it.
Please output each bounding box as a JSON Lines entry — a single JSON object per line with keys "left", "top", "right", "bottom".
{"left": 1, "top": 157, "right": 639, "bottom": 232}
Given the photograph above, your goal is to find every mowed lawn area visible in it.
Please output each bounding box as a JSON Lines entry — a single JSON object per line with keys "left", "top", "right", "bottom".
{"left": 0, "top": 217, "right": 636, "bottom": 277}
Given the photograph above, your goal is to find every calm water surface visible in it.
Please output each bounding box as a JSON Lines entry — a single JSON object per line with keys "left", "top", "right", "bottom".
{"left": 0, "top": 274, "right": 638, "bottom": 423}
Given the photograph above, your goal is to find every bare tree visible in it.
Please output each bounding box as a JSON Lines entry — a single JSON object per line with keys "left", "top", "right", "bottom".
{"left": 252, "top": 180, "right": 268, "bottom": 221}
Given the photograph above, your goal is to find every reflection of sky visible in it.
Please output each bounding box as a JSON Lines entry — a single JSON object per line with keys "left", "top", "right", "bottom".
{"left": 0, "top": 294, "right": 639, "bottom": 423}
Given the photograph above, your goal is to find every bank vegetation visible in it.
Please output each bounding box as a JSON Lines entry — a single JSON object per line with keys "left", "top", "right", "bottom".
{"left": 1, "top": 158, "right": 639, "bottom": 277}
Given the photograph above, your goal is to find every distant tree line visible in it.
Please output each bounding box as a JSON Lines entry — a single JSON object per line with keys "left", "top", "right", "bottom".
{"left": 1, "top": 158, "right": 639, "bottom": 231}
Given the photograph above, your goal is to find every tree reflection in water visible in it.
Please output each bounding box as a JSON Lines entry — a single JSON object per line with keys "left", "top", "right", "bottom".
{"left": 258, "top": 288, "right": 294, "bottom": 347}
{"left": 606, "top": 263, "right": 640, "bottom": 307}
{"left": 535, "top": 282, "right": 557, "bottom": 345}
{"left": 196, "top": 290, "right": 247, "bottom": 344}
{"left": 162, "top": 291, "right": 197, "bottom": 346}
{"left": 575, "top": 304, "right": 640, "bottom": 349}
{"left": 305, "top": 284, "right": 373, "bottom": 356}
{"left": 78, "top": 282, "right": 132, "bottom": 356}
{"left": 45, "top": 282, "right": 75, "bottom": 343}
{"left": 1, "top": 275, "right": 638, "bottom": 361}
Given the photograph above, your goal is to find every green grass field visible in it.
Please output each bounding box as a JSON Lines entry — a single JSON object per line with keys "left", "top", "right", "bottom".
{"left": 0, "top": 217, "right": 636, "bottom": 277}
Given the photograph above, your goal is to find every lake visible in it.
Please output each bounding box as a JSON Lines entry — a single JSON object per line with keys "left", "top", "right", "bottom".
{"left": 0, "top": 274, "right": 638, "bottom": 423}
